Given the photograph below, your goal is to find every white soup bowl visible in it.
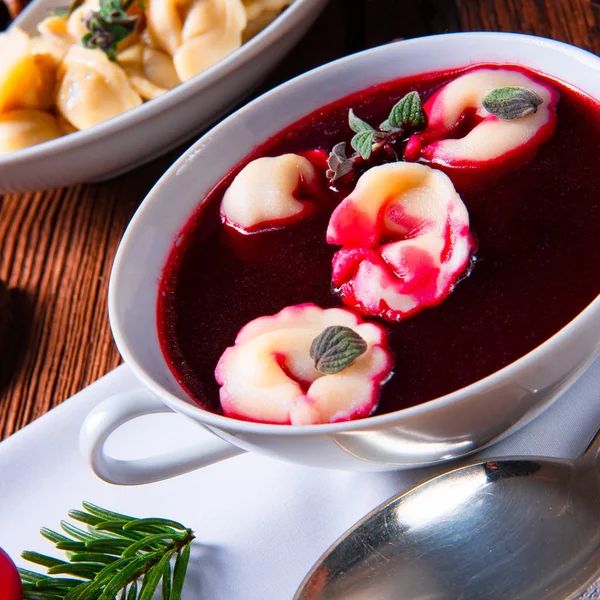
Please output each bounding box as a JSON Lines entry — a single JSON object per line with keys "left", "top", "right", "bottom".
{"left": 81, "top": 32, "right": 600, "bottom": 485}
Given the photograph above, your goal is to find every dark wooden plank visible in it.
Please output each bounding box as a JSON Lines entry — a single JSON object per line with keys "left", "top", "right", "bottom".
{"left": 458, "top": 0, "right": 600, "bottom": 54}
{"left": 365, "top": 0, "right": 461, "bottom": 46}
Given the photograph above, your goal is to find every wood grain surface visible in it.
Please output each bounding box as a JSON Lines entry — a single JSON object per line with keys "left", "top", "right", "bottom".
{"left": 0, "top": 0, "right": 599, "bottom": 440}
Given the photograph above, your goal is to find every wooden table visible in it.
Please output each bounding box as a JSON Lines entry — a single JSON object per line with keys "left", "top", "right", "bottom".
{"left": 1, "top": 0, "right": 599, "bottom": 441}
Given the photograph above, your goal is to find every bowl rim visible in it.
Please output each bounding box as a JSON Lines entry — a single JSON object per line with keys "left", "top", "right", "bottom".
{"left": 109, "top": 31, "right": 600, "bottom": 437}
{"left": 0, "top": 0, "right": 323, "bottom": 167}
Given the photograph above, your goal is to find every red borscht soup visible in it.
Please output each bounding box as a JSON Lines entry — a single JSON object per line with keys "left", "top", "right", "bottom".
{"left": 157, "top": 64, "right": 600, "bottom": 424}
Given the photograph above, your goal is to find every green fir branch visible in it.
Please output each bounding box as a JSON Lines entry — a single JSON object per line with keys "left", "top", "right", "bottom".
{"left": 19, "top": 503, "right": 194, "bottom": 600}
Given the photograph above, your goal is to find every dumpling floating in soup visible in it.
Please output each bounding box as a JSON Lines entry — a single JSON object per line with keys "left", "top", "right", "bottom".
{"left": 215, "top": 304, "right": 394, "bottom": 425}
{"left": 220, "top": 153, "right": 325, "bottom": 233}
{"left": 327, "top": 162, "right": 474, "bottom": 322}
{"left": 405, "top": 67, "right": 558, "bottom": 172}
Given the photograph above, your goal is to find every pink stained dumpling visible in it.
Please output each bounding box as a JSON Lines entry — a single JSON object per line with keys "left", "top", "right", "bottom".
{"left": 327, "top": 162, "right": 474, "bottom": 322}
{"left": 214, "top": 303, "right": 394, "bottom": 425}
{"left": 220, "top": 153, "right": 324, "bottom": 233}
{"left": 405, "top": 67, "right": 558, "bottom": 170}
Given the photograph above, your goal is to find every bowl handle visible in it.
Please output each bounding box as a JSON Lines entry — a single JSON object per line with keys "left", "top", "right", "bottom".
{"left": 80, "top": 389, "right": 245, "bottom": 485}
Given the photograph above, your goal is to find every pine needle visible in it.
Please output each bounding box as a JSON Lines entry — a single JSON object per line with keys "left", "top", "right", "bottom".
{"left": 19, "top": 503, "right": 194, "bottom": 600}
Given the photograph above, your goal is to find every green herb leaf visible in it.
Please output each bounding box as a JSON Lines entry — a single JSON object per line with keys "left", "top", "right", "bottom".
{"left": 378, "top": 118, "right": 400, "bottom": 132}
{"left": 80, "top": 0, "right": 140, "bottom": 61}
{"left": 351, "top": 130, "right": 375, "bottom": 160}
{"left": 309, "top": 326, "right": 368, "bottom": 374}
{"left": 348, "top": 109, "right": 376, "bottom": 134}
{"left": 482, "top": 86, "right": 543, "bottom": 120}
{"left": 326, "top": 142, "right": 356, "bottom": 182}
{"left": 388, "top": 91, "right": 427, "bottom": 131}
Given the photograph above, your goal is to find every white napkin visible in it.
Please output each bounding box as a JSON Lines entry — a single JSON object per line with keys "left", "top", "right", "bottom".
{"left": 0, "top": 360, "right": 599, "bottom": 599}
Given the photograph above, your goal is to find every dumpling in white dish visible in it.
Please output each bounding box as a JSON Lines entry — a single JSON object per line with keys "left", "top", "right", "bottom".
{"left": 243, "top": 0, "right": 291, "bottom": 20}
{"left": 147, "top": 0, "right": 247, "bottom": 81}
{"left": 36, "top": 2, "right": 95, "bottom": 48}
{"left": 37, "top": 12, "right": 76, "bottom": 47}
{"left": 0, "top": 27, "right": 57, "bottom": 112}
{"left": 242, "top": 0, "right": 291, "bottom": 42}
{"left": 57, "top": 46, "right": 142, "bottom": 130}
{"left": 57, "top": 113, "right": 78, "bottom": 135}
{"left": 0, "top": 110, "right": 62, "bottom": 154}
{"left": 31, "top": 35, "right": 67, "bottom": 64}
{"left": 118, "top": 44, "right": 181, "bottom": 100}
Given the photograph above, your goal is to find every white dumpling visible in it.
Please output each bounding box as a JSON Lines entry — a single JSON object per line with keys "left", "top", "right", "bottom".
{"left": 36, "top": 2, "right": 96, "bottom": 47}
{"left": 57, "top": 113, "right": 78, "bottom": 135}
{"left": 0, "top": 109, "right": 62, "bottom": 154}
{"left": 31, "top": 35, "right": 67, "bottom": 64}
{"left": 241, "top": 0, "right": 293, "bottom": 42}
{"left": 242, "top": 0, "right": 291, "bottom": 21}
{"left": 37, "top": 13, "right": 76, "bottom": 47}
{"left": 147, "top": 0, "right": 247, "bottom": 80}
{"left": 174, "top": 0, "right": 247, "bottom": 80}
{"left": 146, "top": 0, "right": 184, "bottom": 55}
{"left": 118, "top": 44, "right": 180, "bottom": 100}
{"left": 0, "top": 27, "right": 57, "bottom": 112}
{"left": 57, "top": 46, "right": 142, "bottom": 130}
{"left": 221, "top": 153, "right": 318, "bottom": 232}
{"left": 215, "top": 304, "right": 393, "bottom": 425}
{"left": 327, "top": 162, "right": 473, "bottom": 322}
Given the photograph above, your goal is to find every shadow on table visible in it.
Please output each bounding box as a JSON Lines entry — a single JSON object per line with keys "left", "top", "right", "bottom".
{"left": 0, "top": 287, "right": 33, "bottom": 395}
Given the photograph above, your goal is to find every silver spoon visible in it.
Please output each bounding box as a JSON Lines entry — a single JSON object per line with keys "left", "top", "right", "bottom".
{"left": 295, "top": 428, "right": 600, "bottom": 600}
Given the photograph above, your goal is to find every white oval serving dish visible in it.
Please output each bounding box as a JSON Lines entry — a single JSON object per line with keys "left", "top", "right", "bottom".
{"left": 0, "top": 0, "right": 328, "bottom": 193}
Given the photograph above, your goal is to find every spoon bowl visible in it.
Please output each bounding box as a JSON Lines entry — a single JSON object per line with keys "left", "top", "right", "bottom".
{"left": 295, "top": 429, "right": 600, "bottom": 600}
